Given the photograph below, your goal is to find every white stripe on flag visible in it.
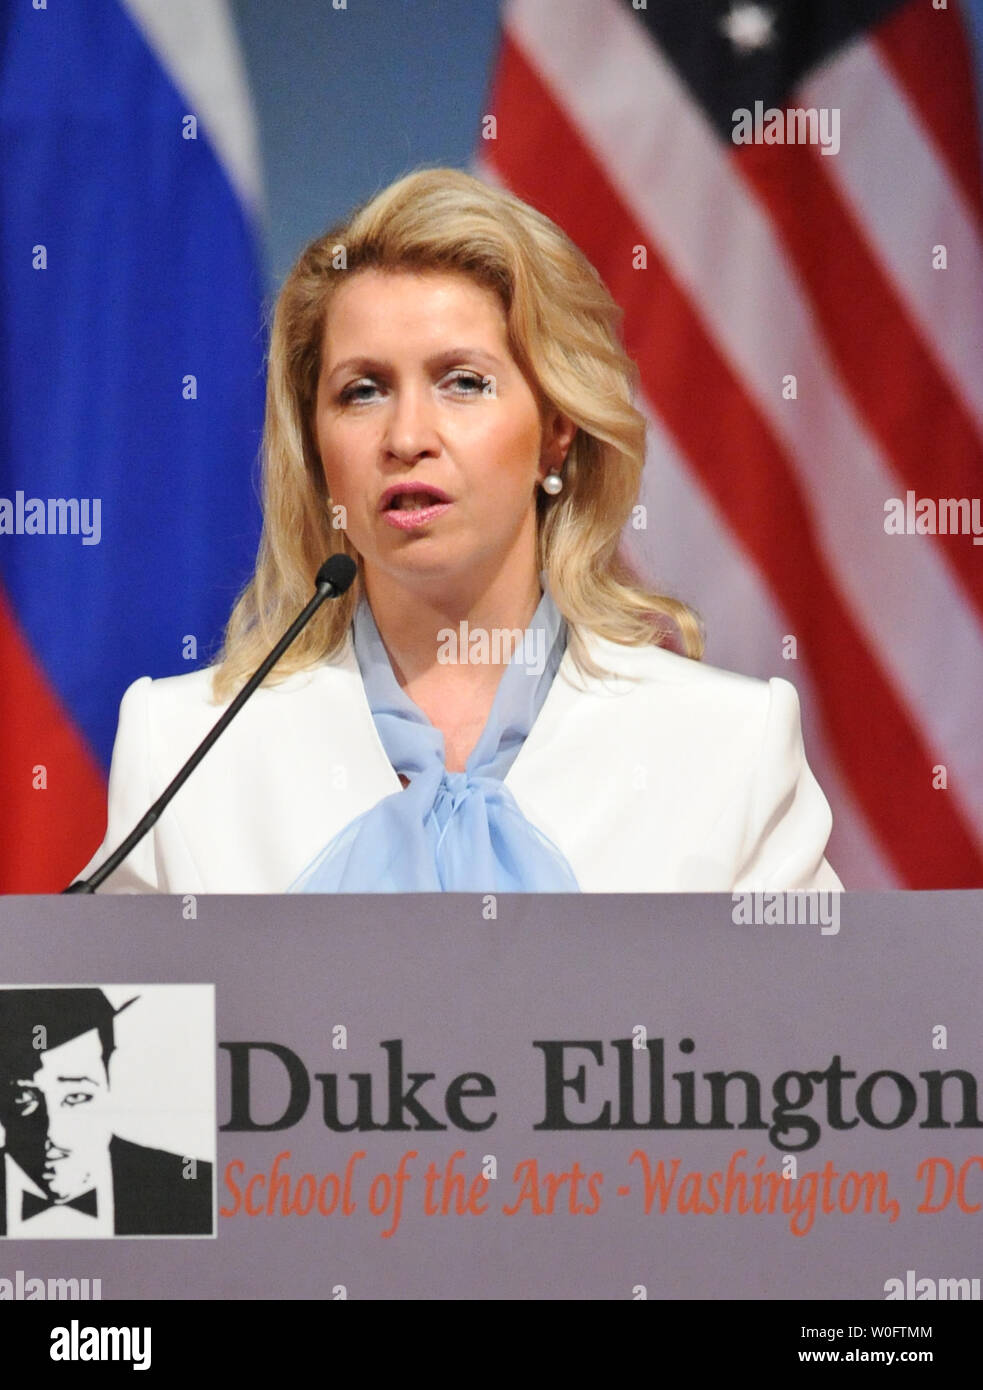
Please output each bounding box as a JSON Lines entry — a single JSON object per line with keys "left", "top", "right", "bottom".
{"left": 120, "top": 0, "right": 263, "bottom": 215}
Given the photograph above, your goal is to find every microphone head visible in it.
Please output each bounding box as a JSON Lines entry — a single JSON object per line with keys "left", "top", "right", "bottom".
{"left": 316, "top": 553, "right": 358, "bottom": 594}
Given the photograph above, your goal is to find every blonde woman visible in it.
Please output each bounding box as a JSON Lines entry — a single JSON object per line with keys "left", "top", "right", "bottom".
{"left": 80, "top": 168, "right": 841, "bottom": 894}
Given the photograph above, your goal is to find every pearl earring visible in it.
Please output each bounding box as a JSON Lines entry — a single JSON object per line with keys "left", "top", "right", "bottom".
{"left": 541, "top": 471, "right": 564, "bottom": 496}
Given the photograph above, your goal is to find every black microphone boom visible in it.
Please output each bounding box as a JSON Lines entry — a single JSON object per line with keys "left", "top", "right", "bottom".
{"left": 63, "top": 554, "right": 358, "bottom": 894}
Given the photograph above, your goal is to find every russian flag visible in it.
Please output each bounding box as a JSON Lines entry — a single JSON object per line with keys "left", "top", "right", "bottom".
{"left": 0, "top": 0, "right": 266, "bottom": 891}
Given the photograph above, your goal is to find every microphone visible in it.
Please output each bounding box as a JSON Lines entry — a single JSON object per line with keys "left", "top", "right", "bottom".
{"left": 64, "top": 554, "right": 358, "bottom": 894}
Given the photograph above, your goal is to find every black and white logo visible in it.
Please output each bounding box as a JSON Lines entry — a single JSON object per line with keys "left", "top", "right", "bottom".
{"left": 0, "top": 985, "right": 215, "bottom": 1238}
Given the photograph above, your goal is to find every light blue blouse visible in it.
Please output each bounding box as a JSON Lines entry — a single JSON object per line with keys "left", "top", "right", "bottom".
{"left": 291, "top": 582, "right": 581, "bottom": 892}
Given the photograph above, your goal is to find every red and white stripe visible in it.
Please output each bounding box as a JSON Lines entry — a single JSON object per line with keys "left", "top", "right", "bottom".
{"left": 480, "top": 0, "right": 983, "bottom": 886}
{"left": 805, "top": 44, "right": 983, "bottom": 432}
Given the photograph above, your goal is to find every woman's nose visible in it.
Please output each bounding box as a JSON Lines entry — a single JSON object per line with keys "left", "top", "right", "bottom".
{"left": 385, "top": 385, "right": 440, "bottom": 461}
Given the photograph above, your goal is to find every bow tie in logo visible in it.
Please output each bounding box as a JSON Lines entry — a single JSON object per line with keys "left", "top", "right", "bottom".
{"left": 22, "top": 1187, "right": 98, "bottom": 1221}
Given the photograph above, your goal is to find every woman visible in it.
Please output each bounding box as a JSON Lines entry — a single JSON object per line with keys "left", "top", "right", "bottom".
{"left": 81, "top": 167, "right": 841, "bottom": 894}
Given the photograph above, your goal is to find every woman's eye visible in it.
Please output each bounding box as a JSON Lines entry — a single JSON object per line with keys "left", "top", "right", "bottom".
{"left": 446, "top": 371, "right": 487, "bottom": 394}
{"left": 339, "top": 380, "right": 380, "bottom": 404}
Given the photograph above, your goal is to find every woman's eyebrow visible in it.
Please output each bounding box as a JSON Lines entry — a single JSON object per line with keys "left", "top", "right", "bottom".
{"left": 327, "top": 347, "right": 504, "bottom": 377}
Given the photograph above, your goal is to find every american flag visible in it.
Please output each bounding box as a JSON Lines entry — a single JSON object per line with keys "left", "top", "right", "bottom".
{"left": 477, "top": 0, "right": 983, "bottom": 888}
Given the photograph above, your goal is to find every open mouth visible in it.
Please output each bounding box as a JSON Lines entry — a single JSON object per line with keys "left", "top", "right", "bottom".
{"left": 390, "top": 495, "right": 432, "bottom": 511}
{"left": 384, "top": 490, "right": 449, "bottom": 511}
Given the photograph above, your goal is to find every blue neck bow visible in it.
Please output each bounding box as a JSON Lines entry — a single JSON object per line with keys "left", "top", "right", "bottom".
{"left": 291, "top": 584, "right": 581, "bottom": 892}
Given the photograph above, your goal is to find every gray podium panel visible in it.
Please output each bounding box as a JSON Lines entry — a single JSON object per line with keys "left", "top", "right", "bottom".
{"left": 0, "top": 892, "right": 980, "bottom": 1300}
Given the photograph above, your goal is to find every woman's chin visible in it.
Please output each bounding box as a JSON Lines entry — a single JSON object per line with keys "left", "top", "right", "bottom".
{"left": 363, "top": 545, "right": 472, "bottom": 583}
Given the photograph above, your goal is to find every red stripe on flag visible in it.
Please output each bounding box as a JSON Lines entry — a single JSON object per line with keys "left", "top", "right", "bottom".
{"left": 0, "top": 585, "right": 106, "bottom": 893}
{"left": 486, "top": 31, "right": 983, "bottom": 887}
{"left": 875, "top": 0, "right": 983, "bottom": 228}
{"left": 734, "top": 137, "right": 983, "bottom": 620}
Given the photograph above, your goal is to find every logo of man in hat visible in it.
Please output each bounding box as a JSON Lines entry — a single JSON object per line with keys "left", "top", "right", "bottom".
{"left": 0, "top": 988, "right": 212, "bottom": 1237}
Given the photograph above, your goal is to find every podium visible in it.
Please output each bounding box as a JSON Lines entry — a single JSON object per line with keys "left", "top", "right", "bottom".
{"left": 1, "top": 891, "right": 981, "bottom": 1304}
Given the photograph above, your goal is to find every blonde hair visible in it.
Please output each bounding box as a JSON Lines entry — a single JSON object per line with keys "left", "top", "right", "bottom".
{"left": 212, "top": 166, "right": 703, "bottom": 698}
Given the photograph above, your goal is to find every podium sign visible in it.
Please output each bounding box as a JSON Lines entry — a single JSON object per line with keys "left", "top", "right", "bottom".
{"left": 1, "top": 892, "right": 980, "bottom": 1301}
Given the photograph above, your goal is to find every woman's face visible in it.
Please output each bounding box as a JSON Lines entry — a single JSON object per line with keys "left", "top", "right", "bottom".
{"left": 313, "top": 268, "right": 573, "bottom": 597}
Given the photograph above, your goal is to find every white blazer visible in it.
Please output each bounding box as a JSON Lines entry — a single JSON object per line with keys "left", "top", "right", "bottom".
{"left": 80, "top": 626, "right": 842, "bottom": 894}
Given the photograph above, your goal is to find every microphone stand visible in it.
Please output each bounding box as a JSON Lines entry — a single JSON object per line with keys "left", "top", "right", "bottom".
{"left": 63, "top": 555, "right": 357, "bottom": 894}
